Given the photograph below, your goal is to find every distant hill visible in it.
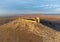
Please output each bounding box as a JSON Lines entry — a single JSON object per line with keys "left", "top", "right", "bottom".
{"left": 0, "top": 15, "right": 60, "bottom": 26}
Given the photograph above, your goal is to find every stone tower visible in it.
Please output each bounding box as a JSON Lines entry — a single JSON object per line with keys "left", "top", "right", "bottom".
{"left": 35, "top": 17, "right": 40, "bottom": 23}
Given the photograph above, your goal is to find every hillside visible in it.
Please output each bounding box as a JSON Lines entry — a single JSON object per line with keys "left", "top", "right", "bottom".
{"left": 0, "top": 17, "right": 18, "bottom": 25}
{"left": 0, "top": 18, "right": 60, "bottom": 42}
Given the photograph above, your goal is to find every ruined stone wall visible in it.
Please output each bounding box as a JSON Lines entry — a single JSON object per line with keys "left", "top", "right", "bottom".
{"left": 26, "top": 17, "right": 40, "bottom": 23}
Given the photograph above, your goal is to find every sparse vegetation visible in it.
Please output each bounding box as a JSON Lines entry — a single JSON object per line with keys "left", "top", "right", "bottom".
{"left": 0, "top": 15, "right": 60, "bottom": 42}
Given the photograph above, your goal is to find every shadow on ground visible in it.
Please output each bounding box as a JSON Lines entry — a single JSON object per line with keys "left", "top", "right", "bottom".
{"left": 40, "top": 19, "right": 60, "bottom": 32}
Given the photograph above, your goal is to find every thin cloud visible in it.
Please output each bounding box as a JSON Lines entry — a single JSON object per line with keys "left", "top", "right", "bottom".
{"left": 0, "top": 0, "right": 60, "bottom": 15}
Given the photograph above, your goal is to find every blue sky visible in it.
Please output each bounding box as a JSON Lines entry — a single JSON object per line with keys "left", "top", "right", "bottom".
{"left": 0, "top": 0, "right": 60, "bottom": 15}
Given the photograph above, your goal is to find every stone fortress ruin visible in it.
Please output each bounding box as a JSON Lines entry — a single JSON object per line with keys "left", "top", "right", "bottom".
{"left": 26, "top": 17, "right": 40, "bottom": 23}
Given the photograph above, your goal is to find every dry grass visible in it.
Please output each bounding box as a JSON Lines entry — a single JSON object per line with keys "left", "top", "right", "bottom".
{"left": 0, "top": 18, "right": 43, "bottom": 42}
{"left": 0, "top": 15, "right": 60, "bottom": 42}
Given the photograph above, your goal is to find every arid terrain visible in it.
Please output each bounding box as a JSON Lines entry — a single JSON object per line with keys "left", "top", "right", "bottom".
{"left": 0, "top": 14, "right": 60, "bottom": 42}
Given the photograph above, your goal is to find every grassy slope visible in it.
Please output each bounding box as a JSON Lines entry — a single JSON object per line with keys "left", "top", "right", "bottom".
{"left": 0, "top": 18, "right": 43, "bottom": 42}
{"left": 0, "top": 18, "right": 59, "bottom": 42}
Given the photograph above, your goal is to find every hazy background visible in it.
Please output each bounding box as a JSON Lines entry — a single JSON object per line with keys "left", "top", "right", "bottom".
{"left": 0, "top": 0, "right": 60, "bottom": 16}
